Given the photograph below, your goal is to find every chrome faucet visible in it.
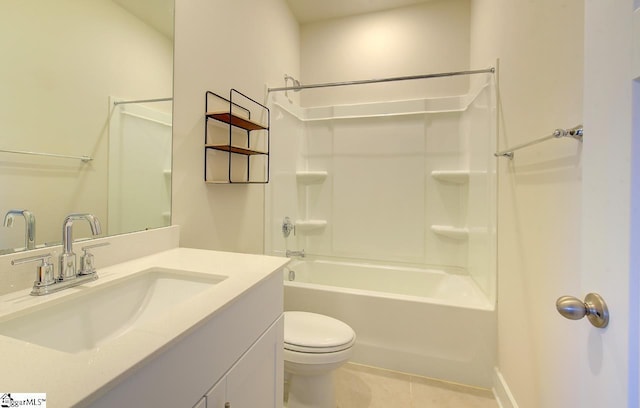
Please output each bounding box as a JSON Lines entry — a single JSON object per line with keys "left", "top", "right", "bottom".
{"left": 59, "top": 213, "right": 102, "bottom": 280}
{"left": 3, "top": 209, "right": 36, "bottom": 250}
{"left": 9, "top": 213, "right": 106, "bottom": 296}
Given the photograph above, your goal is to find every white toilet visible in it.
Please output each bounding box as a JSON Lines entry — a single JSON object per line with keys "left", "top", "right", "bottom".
{"left": 283, "top": 311, "right": 356, "bottom": 408}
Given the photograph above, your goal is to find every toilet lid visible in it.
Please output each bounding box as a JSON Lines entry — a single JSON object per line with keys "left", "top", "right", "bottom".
{"left": 284, "top": 311, "right": 355, "bottom": 353}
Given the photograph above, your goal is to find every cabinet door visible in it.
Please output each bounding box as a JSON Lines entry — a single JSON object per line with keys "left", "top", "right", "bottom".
{"left": 225, "top": 316, "right": 284, "bottom": 408}
{"left": 193, "top": 396, "right": 206, "bottom": 408}
{"left": 206, "top": 377, "right": 227, "bottom": 408}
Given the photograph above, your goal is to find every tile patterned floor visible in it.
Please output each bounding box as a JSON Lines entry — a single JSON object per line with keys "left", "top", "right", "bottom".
{"left": 333, "top": 363, "right": 500, "bottom": 408}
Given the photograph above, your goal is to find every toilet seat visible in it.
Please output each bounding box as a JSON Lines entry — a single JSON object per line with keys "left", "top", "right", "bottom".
{"left": 284, "top": 311, "right": 355, "bottom": 354}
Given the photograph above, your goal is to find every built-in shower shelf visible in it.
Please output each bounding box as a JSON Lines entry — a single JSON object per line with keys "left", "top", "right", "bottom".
{"left": 296, "top": 171, "right": 328, "bottom": 184}
{"left": 430, "top": 225, "right": 469, "bottom": 240}
{"left": 295, "top": 220, "right": 327, "bottom": 232}
{"left": 431, "top": 170, "right": 469, "bottom": 184}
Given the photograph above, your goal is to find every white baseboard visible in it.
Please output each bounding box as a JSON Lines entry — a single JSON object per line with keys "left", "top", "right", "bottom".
{"left": 493, "top": 367, "right": 519, "bottom": 408}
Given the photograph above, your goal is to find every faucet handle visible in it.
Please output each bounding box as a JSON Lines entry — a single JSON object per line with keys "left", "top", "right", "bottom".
{"left": 81, "top": 242, "right": 110, "bottom": 251}
{"left": 79, "top": 242, "right": 109, "bottom": 276}
{"left": 282, "top": 217, "right": 295, "bottom": 238}
{"left": 12, "top": 252, "right": 57, "bottom": 292}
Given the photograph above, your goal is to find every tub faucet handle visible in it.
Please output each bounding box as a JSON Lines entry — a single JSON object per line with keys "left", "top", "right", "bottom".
{"left": 282, "top": 217, "right": 295, "bottom": 238}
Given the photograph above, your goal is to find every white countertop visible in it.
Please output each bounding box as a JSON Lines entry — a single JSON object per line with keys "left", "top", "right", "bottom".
{"left": 0, "top": 247, "right": 288, "bottom": 407}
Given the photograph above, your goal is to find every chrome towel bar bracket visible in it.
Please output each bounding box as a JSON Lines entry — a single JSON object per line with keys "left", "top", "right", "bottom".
{"left": 495, "top": 125, "right": 583, "bottom": 159}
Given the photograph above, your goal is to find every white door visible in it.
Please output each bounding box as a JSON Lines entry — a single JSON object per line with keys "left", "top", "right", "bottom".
{"left": 580, "top": 1, "right": 639, "bottom": 407}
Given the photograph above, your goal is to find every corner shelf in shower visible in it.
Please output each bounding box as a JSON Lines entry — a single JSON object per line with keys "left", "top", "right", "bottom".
{"left": 430, "top": 225, "right": 469, "bottom": 240}
{"left": 431, "top": 170, "right": 469, "bottom": 184}
{"left": 295, "top": 220, "right": 327, "bottom": 233}
{"left": 296, "top": 171, "right": 328, "bottom": 184}
{"left": 204, "top": 90, "right": 270, "bottom": 184}
{"left": 431, "top": 171, "right": 470, "bottom": 241}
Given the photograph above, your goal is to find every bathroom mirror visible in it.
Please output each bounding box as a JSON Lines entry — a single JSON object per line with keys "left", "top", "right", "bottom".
{"left": 0, "top": 0, "right": 174, "bottom": 254}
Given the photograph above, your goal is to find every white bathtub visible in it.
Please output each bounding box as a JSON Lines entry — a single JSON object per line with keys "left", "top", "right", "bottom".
{"left": 283, "top": 259, "right": 496, "bottom": 388}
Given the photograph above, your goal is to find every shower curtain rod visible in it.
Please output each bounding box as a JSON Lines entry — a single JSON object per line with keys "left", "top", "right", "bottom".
{"left": 267, "top": 67, "right": 495, "bottom": 93}
{"left": 113, "top": 97, "right": 173, "bottom": 106}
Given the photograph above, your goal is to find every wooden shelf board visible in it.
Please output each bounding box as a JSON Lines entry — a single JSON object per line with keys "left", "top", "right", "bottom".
{"left": 206, "top": 111, "right": 267, "bottom": 131}
{"left": 206, "top": 144, "right": 267, "bottom": 156}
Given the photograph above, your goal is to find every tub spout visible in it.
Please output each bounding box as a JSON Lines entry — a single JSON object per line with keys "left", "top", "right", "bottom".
{"left": 286, "top": 249, "right": 305, "bottom": 258}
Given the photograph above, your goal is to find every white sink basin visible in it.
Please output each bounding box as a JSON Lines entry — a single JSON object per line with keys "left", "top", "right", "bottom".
{"left": 0, "top": 267, "right": 226, "bottom": 353}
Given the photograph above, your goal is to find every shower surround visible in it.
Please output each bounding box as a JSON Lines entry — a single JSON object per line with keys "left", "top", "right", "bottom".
{"left": 266, "top": 75, "right": 496, "bottom": 387}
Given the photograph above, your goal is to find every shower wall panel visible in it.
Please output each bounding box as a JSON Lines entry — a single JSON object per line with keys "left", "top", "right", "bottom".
{"left": 286, "top": 106, "right": 471, "bottom": 270}
{"left": 264, "top": 105, "right": 303, "bottom": 255}
{"left": 331, "top": 116, "right": 426, "bottom": 263}
{"left": 266, "top": 79, "right": 496, "bottom": 303}
{"left": 108, "top": 103, "right": 172, "bottom": 235}
{"left": 464, "top": 84, "right": 496, "bottom": 301}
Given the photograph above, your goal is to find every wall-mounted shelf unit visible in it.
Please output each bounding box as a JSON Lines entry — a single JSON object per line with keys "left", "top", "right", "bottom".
{"left": 205, "top": 90, "right": 270, "bottom": 184}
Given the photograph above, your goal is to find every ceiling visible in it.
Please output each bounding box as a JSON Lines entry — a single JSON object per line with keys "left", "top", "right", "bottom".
{"left": 113, "top": 0, "right": 174, "bottom": 39}
{"left": 109, "top": 0, "right": 434, "bottom": 39}
{"left": 285, "top": 0, "right": 432, "bottom": 24}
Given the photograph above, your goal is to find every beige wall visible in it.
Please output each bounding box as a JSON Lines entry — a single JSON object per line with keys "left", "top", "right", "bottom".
{"left": 470, "top": 1, "right": 584, "bottom": 407}
{"left": 172, "top": 0, "right": 299, "bottom": 253}
{"left": 299, "top": 0, "right": 471, "bottom": 107}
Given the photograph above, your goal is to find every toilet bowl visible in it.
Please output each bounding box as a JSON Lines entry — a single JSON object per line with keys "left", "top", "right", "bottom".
{"left": 284, "top": 311, "right": 356, "bottom": 408}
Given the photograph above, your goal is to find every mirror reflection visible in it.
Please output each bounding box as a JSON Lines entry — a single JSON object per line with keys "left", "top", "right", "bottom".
{"left": 0, "top": 0, "right": 174, "bottom": 254}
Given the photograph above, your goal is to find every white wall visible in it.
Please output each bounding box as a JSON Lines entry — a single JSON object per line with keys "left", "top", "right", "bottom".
{"left": 0, "top": 1, "right": 172, "bottom": 249}
{"left": 299, "top": 0, "right": 471, "bottom": 107}
{"left": 173, "top": 2, "right": 584, "bottom": 403}
{"left": 469, "top": 1, "right": 584, "bottom": 407}
{"left": 172, "top": 0, "right": 299, "bottom": 253}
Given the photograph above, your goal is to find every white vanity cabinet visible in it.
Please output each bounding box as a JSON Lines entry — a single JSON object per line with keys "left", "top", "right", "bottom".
{"left": 89, "top": 270, "right": 284, "bottom": 408}
{"left": 204, "top": 316, "right": 284, "bottom": 408}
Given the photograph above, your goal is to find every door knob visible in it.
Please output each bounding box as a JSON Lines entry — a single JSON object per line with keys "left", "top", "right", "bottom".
{"left": 556, "top": 293, "right": 609, "bottom": 328}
